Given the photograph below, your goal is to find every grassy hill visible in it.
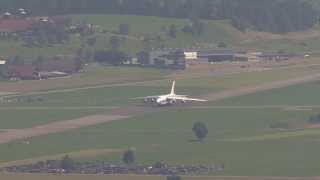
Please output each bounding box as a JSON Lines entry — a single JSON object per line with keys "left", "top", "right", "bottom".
{"left": 2, "top": 14, "right": 320, "bottom": 60}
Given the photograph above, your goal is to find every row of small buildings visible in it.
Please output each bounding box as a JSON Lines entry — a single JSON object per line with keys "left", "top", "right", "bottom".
{"left": 146, "top": 49, "right": 305, "bottom": 69}
{"left": 0, "top": 56, "right": 81, "bottom": 80}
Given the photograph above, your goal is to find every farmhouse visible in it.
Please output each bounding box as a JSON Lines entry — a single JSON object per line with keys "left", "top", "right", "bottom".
{"left": 0, "top": 18, "right": 33, "bottom": 36}
{"left": 8, "top": 65, "right": 38, "bottom": 80}
{"left": 38, "top": 56, "right": 81, "bottom": 74}
{"left": 0, "top": 60, "right": 6, "bottom": 65}
{"left": 149, "top": 50, "right": 186, "bottom": 69}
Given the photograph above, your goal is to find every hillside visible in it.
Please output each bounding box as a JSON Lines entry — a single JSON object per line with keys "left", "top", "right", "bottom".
{"left": 1, "top": 0, "right": 318, "bottom": 33}
{"left": 0, "top": 14, "right": 320, "bottom": 60}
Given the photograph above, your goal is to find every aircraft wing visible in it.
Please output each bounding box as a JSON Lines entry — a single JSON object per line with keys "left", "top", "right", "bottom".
{"left": 131, "top": 95, "right": 159, "bottom": 100}
{"left": 169, "top": 96, "right": 208, "bottom": 102}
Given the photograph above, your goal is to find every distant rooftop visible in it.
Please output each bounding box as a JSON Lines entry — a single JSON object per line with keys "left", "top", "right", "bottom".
{"left": 0, "top": 18, "right": 33, "bottom": 32}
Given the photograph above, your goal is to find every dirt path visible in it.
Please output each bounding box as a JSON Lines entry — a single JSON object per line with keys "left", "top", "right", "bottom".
{"left": 203, "top": 73, "right": 320, "bottom": 101}
{"left": 0, "top": 115, "right": 128, "bottom": 144}
{"left": 0, "top": 105, "right": 161, "bottom": 145}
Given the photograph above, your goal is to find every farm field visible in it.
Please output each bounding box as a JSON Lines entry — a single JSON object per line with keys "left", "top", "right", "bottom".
{"left": 0, "top": 14, "right": 320, "bottom": 60}
{"left": 3, "top": 59, "right": 320, "bottom": 108}
{"left": 2, "top": 5, "right": 320, "bottom": 180}
{"left": 0, "top": 108, "right": 104, "bottom": 129}
{"left": 71, "top": 14, "right": 320, "bottom": 53}
{"left": 0, "top": 14, "right": 240, "bottom": 58}
{"left": 216, "top": 79, "right": 320, "bottom": 106}
{"left": 2, "top": 59, "right": 320, "bottom": 177}
{"left": 1, "top": 104, "right": 320, "bottom": 176}
{"left": 0, "top": 15, "right": 320, "bottom": 177}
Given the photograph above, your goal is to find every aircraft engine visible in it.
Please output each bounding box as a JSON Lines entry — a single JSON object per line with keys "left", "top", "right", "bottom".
{"left": 169, "top": 99, "right": 176, "bottom": 104}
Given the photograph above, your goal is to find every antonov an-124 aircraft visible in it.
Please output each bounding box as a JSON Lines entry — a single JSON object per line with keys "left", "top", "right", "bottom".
{"left": 133, "top": 81, "right": 208, "bottom": 106}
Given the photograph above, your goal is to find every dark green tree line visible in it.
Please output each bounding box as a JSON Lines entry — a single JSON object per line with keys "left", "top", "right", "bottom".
{"left": 0, "top": 0, "right": 318, "bottom": 33}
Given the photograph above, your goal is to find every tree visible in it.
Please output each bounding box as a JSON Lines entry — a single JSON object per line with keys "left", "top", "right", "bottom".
{"left": 118, "top": 23, "right": 130, "bottom": 35}
{"left": 122, "top": 149, "right": 135, "bottom": 164}
{"left": 168, "top": 24, "right": 177, "bottom": 38}
{"left": 0, "top": 64, "right": 8, "bottom": 79}
{"left": 10, "top": 56, "right": 24, "bottom": 65}
{"left": 309, "top": 114, "right": 320, "bottom": 124}
{"left": 192, "top": 122, "right": 208, "bottom": 141}
{"left": 94, "top": 50, "right": 128, "bottom": 65}
{"left": 86, "top": 36, "right": 97, "bottom": 46}
{"left": 109, "top": 36, "right": 121, "bottom": 50}
{"left": 217, "top": 42, "right": 227, "bottom": 48}
{"left": 142, "top": 35, "right": 153, "bottom": 51}
{"left": 60, "top": 155, "right": 75, "bottom": 172}
{"left": 137, "top": 50, "right": 150, "bottom": 65}
{"left": 33, "top": 56, "right": 45, "bottom": 71}
{"left": 167, "top": 175, "right": 182, "bottom": 180}
{"left": 191, "top": 18, "right": 205, "bottom": 36}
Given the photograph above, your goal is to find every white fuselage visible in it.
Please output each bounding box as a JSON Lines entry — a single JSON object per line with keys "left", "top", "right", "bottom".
{"left": 138, "top": 80, "right": 207, "bottom": 106}
{"left": 153, "top": 94, "right": 186, "bottom": 105}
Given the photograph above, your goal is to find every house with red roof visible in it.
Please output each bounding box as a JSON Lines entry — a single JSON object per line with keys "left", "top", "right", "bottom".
{"left": 0, "top": 18, "right": 33, "bottom": 36}
{"left": 8, "top": 65, "right": 38, "bottom": 80}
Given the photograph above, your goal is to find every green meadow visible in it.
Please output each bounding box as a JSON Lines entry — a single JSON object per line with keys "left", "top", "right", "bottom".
{"left": 1, "top": 14, "right": 319, "bottom": 59}
{"left": 1, "top": 106, "right": 320, "bottom": 176}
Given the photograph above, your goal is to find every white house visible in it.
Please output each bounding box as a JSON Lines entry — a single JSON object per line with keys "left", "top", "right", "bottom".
{"left": 0, "top": 60, "right": 6, "bottom": 65}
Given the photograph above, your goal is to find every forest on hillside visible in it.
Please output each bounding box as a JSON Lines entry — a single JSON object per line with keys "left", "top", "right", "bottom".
{"left": 0, "top": 0, "right": 319, "bottom": 33}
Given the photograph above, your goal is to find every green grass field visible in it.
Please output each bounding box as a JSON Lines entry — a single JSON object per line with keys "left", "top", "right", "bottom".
{"left": 0, "top": 108, "right": 104, "bottom": 129}
{"left": 1, "top": 14, "right": 319, "bottom": 59}
{"left": 0, "top": 66, "right": 169, "bottom": 93}
{"left": 3, "top": 13, "right": 320, "bottom": 180}
{"left": 0, "top": 14, "right": 241, "bottom": 58}
{"left": 2, "top": 78, "right": 320, "bottom": 176}
{"left": 216, "top": 80, "right": 320, "bottom": 106}
{"left": 2, "top": 74, "right": 320, "bottom": 176}
{"left": 1, "top": 106, "right": 320, "bottom": 176}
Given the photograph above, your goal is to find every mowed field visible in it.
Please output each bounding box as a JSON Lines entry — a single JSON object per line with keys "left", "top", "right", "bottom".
{"left": 2, "top": 60, "right": 320, "bottom": 131}
{"left": 2, "top": 57, "right": 320, "bottom": 179}
{"left": 3, "top": 14, "right": 320, "bottom": 180}
{"left": 0, "top": 14, "right": 242, "bottom": 59}
{"left": 2, "top": 63, "right": 320, "bottom": 177}
{"left": 0, "top": 66, "right": 170, "bottom": 93}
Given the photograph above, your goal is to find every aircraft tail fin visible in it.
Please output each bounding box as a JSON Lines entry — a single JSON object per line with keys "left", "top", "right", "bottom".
{"left": 170, "top": 80, "right": 175, "bottom": 95}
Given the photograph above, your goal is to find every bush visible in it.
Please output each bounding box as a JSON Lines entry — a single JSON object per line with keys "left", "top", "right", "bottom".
{"left": 217, "top": 42, "right": 227, "bottom": 48}
{"left": 60, "top": 155, "right": 75, "bottom": 172}
{"left": 269, "top": 122, "right": 289, "bottom": 129}
{"left": 119, "top": 23, "right": 130, "bottom": 35}
{"left": 122, "top": 149, "right": 135, "bottom": 164}
{"left": 192, "top": 122, "right": 208, "bottom": 141}
{"left": 309, "top": 114, "right": 320, "bottom": 124}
